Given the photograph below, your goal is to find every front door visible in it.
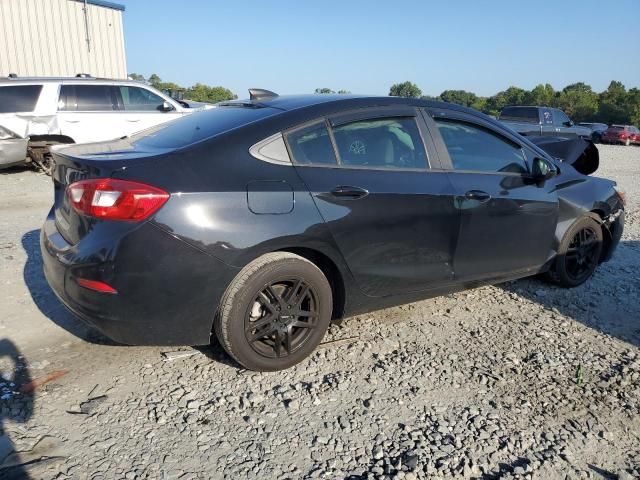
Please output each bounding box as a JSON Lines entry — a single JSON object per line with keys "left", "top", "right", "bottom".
{"left": 428, "top": 110, "right": 559, "bottom": 281}
{"left": 287, "top": 108, "right": 459, "bottom": 297}
{"left": 112, "top": 85, "right": 183, "bottom": 134}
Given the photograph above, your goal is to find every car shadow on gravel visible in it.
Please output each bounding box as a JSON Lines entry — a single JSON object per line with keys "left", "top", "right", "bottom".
{"left": 500, "top": 240, "right": 640, "bottom": 348}
{"left": 21, "top": 229, "right": 118, "bottom": 346}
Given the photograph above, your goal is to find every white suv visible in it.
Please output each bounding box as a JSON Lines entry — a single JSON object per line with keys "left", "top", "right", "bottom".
{"left": 0, "top": 75, "right": 211, "bottom": 171}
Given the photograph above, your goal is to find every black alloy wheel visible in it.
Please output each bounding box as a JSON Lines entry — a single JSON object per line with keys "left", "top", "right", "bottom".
{"left": 214, "top": 252, "right": 333, "bottom": 371}
{"left": 245, "top": 279, "right": 319, "bottom": 358}
{"left": 564, "top": 226, "right": 600, "bottom": 284}
{"left": 545, "top": 216, "right": 603, "bottom": 288}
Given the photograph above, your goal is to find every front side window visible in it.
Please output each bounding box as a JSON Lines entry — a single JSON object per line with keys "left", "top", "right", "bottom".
{"left": 553, "top": 109, "right": 570, "bottom": 126}
{"left": 0, "top": 85, "right": 42, "bottom": 113}
{"left": 434, "top": 118, "right": 528, "bottom": 174}
{"left": 332, "top": 117, "right": 427, "bottom": 169}
{"left": 59, "top": 85, "right": 115, "bottom": 111}
{"left": 286, "top": 122, "right": 337, "bottom": 166}
{"left": 118, "top": 86, "right": 165, "bottom": 111}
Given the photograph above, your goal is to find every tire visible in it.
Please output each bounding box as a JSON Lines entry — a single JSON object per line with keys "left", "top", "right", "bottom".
{"left": 545, "top": 216, "right": 603, "bottom": 288}
{"left": 214, "top": 252, "right": 333, "bottom": 371}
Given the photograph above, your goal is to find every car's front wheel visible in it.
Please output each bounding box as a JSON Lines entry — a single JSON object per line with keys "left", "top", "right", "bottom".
{"left": 214, "top": 252, "right": 333, "bottom": 371}
{"left": 545, "top": 216, "right": 603, "bottom": 288}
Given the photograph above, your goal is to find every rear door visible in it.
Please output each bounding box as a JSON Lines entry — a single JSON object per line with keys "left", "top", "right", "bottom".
{"left": 540, "top": 108, "right": 556, "bottom": 136}
{"left": 57, "top": 83, "right": 123, "bottom": 143}
{"left": 287, "top": 107, "right": 459, "bottom": 297}
{"left": 426, "top": 108, "right": 559, "bottom": 281}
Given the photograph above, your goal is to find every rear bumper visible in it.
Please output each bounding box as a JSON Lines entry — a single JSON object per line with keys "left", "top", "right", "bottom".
{"left": 40, "top": 209, "right": 239, "bottom": 345}
{"left": 0, "top": 138, "right": 28, "bottom": 168}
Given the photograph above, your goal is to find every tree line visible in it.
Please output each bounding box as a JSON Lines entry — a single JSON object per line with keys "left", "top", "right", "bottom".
{"left": 129, "top": 73, "right": 639, "bottom": 126}
{"left": 129, "top": 73, "right": 237, "bottom": 104}
{"left": 389, "top": 80, "right": 640, "bottom": 125}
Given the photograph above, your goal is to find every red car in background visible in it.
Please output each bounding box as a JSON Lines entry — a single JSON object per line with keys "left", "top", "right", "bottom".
{"left": 601, "top": 125, "right": 640, "bottom": 146}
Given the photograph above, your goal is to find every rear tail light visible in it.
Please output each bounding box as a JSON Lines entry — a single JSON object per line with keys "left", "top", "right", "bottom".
{"left": 66, "top": 178, "right": 169, "bottom": 221}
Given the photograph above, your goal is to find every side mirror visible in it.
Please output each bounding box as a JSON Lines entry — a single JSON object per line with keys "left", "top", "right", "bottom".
{"left": 158, "top": 101, "right": 175, "bottom": 112}
{"left": 532, "top": 157, "right": 557, "bottom": 182}
{"left": 563, "top": 120, "right": 574, "bottom": 127}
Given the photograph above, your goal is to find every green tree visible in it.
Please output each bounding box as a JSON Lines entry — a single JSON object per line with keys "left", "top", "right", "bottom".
{"left": 484, "top": 86, "right": 528, "bottom": 116}
{"left": 337, "top": 89, "right": 351, "bottom": 94}
{"left": 555, "top": 83, "right": 598, "bottom": 122}
{"left": 389, "top": 81, "right": 422, "bottom": 98}
{"left": 524, "top": 83, "right": 555, "bottom": 106}
{"left": 597, "top": 81, "right": 628, "bottom": 124}
{"left": 628, "top": 87, "right": 640, "bottom": 125}
{"left": 314, "top": 87, "right": 335, "bottom": 94}
{"left": 439, "top": 90, "right": 477, "bottom": 107}
{"left": 128, "top": 72, "right": 145, "bottom": 81}
{"left": 148, "top": 73, "right": 162, "bottom": 88}
{"left": 185, "top": 83, "right": 236, "bottom": 103}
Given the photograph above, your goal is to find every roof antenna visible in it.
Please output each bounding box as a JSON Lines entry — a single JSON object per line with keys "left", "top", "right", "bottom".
{"left": 249, "top": 88, "right": 278, "bottom": 101}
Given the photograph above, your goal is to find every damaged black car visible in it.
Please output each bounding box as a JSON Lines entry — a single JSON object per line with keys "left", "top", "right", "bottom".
{"left": 41, "top": 92, "right": 625, "bottom": 371}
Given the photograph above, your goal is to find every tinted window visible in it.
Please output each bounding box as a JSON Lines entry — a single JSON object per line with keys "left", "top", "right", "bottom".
{"left": 59, "top": 85, "right": 115, "bottom": 111}
{"left": 499, "top": 106, "right": 539, "bottom": 123}
{"left": 332, "top": 117, "right": 427, "bottom": 169}
{"left": 130, "top": 105, "right": 282, "bottom": 149}
{"left": 553, "top": 109, "right": 570, "bottom": 126}
{"left": 0, "top": 85, "right": 42, "bottom": 113}
{"left": 286, "top": 122, "right": 337, "bottom": 165}
{"left": 541, "top": 109, "right": 553, "bottom": 125}
{"left": 435, "top": 119, "right": 528, "bottom": 174}
{"left": 118, "top": 86, "right": 164, "bottom": 111}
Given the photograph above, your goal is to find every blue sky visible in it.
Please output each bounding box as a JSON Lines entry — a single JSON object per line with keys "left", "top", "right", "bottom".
{"left": 122, "top": 0, "right": 640, "bottom": 98}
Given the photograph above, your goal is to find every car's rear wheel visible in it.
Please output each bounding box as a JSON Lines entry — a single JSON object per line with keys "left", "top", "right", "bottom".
{"left": 214, "top": 252, "right": 332, "bottom": 371}
{"left": 545, "top": 216, "right": 603, "bottom": 288}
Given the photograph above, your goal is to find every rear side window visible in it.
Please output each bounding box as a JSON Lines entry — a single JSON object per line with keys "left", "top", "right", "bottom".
{"left": 435, "top": 118, "right": 528, "bottom": 174}
{"left": 0, "top": 85, "right": 42, "bottom": 113}
{"left": 59, "top": 85, "right": 116, "bottom": 111}
{"left": 118, "top": 86, "right": 164, "bottom": 111}
{"left": 286, "top": 122, "right": 337, "bottom": 166}
{"left": 332, "top": 117, "right": 427, "bottom": 169}
{"left": 499, "top": 107, "right": 539, "bottom": 123}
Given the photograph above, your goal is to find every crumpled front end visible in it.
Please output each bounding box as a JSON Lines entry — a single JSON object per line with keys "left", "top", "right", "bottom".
{"left": 0, "top": 125, "right": 28, "bottom": 168}
{"left": 528, "top": 135, "right": 599, "bottom": 175}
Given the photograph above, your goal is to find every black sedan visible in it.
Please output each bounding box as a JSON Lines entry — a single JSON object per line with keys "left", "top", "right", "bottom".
{"left": 41, "top": 91, "right": 625, "bottom": 371}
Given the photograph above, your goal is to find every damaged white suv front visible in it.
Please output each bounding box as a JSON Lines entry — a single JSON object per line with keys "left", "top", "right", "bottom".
{"left": 0, "top": 76, "right": 212, "bottom": 172}
{"left": 0, "top": 124, "right": 28, "bottom": 168}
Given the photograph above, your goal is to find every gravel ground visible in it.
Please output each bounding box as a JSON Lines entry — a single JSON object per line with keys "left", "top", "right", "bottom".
{"left": 0, "top": 144, "right": 638, "bottom": 479}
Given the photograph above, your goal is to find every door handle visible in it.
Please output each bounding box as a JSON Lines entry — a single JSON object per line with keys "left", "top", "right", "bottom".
{"left": 64, "top": 119, "right": 80, "bottom": 123}
{"left": 125, "top": 119, "right": 140, "bottom": 122}
{"left": 464, "top": 190, "right": 491, "bottom": 202}
{"left": 330, "top": 186, "right": 369, "bottom": 199}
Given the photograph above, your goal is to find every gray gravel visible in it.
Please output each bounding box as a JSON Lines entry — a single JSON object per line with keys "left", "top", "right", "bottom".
{"left": 0, "top": 144, "right": 639, "bottom": 479}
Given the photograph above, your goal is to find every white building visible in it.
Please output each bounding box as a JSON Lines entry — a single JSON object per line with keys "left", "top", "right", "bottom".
{"left": 0, "top": 0, "right": 127, "bottom": 78}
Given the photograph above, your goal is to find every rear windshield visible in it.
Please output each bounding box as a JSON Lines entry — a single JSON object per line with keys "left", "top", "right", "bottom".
{"left": 609, "top": 126, "right": 624, "bottom": 131}
{"left": 499, "top": 107, "right": 539, "bottom": 123}
{"left": 0, "top": 85, "right": 42, "bottom": 113}
{"left": 130, "top": 105, "right": 282, "bottom": 149}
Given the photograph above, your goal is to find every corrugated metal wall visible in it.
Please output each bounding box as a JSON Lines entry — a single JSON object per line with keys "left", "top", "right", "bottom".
{"left": 0, "top": 0, "right": 127, "bottom": 78}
